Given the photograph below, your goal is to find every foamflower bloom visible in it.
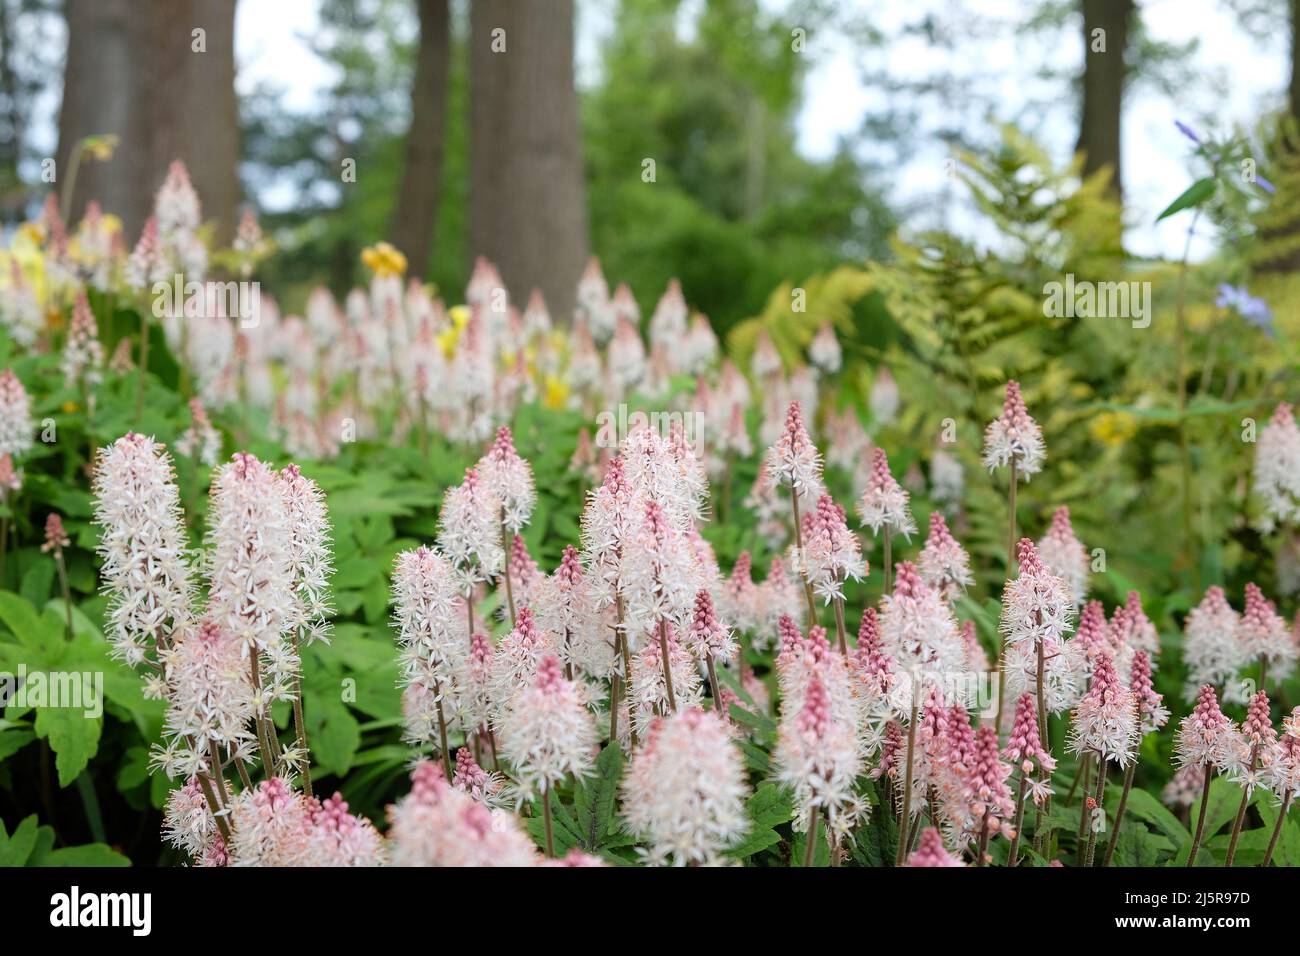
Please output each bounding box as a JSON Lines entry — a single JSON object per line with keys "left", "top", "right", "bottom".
{"left": 773, "top": 669, "right": 865, "bottom": 841}
{"left": 0, "top": 367, "right": 34, "bottom": 458}
{"left": 158, "top": 618, "right": 256, "bottom": 778}
{"left": 62, "top": 288, "right": 104, "bottom": 388}
{"left": 982, "top": 379, "right": 1044, "bottom": 480}
{"left": 1253, "top": 402, "right": 1300, "bottom": 532}
{"left": 91, "top": 433, "right": 195, "bottom": 668}
{"left": 477, "top": 425, "right": 536, "bottom": 533}
{"left": 1067, "top": 654, "right": 1138, "bottom": 768}
{"left": 1181, "top": 585, "right": 1246, "bottom": 701}
{"left": 856, "top": 447, "right": 916, "bottom": 538}
{"left": 622, "top": 707, "right": 750, "bottom": 866}
{"left": 765, "top": 401, "right": 823, "bottom": 496}
{"left": 1036, "top": 506, "right": 1089, "bottom": 605}
{"left": 498, "top": 655, "right": 597, "bottom": 801}
{"left": 387, "top": 761, "right": 539, "bottom": 866}
{"left": 1238, "top": 583, "right": 1297, "bottom": 681}
{"left": 917, "top": 511, "right": 973, "bottom": 600}
{"left": 437, "top": 465, "right": 505, "bottom": 591}
{"left": 798, "top": 493, "right": 867, "bottom": 603}
{"left": 1004, "top": 691, "right": 1056, "bottom": 784}
{"left": 906, "top": 827, "right": 964, "bottom": 867}
{"left": 1175, "top": 684, "right": 1236, "bottom": 771}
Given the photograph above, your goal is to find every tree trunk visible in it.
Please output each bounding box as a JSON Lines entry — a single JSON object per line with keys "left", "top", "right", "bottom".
{"left": 57, "top": 0, "right": 240, "bottom": 241}
{"left": 57, "top": 0, "right": 142, "bottom": 223}
{"left": 470, "top": 0, "right": 588, "bottom": 321}
{"left": 391, "top": 0, "right": 450, "bottom": 278}
{"left": 1076, "top": 0, "right": 1133, "bottom": 202}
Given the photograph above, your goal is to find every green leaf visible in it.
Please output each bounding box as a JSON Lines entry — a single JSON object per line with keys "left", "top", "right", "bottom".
{"left": 1118, "top": 786, "right": 1190, "bottom": 848}
{"left": 1254, "top": 799, "right": 1300, "bottom": 866}
{"left": 575, "top": 744, "right": 625, "bottom": 849}
{"left": 1155, "top": 177, "right": 1216, "bottom": 221}
{"left": 0, "top": 591, "right": 58, "bottom": 651}
{"left": 306, "top": 695, "right": 361, "bottom": 777}
{"left": 34, "top": 705, "right": 102, "bottom": 787}
{"left": 28, "top": 841, "right": 130, "bottom": 867}
{"left": 745, "top": 783, "right": 794, "bottom": 830}
{"left": 0, "top": 815, "right": 39, "bottom": 866}
{"left": 20, "top": 560, "right": 55, "bottom": 609}
{"left": 0, "top": 725, "right": 34, "bottom": 761}
{"left": 1110, "top": 823, "right": 1176, "bottom": 867}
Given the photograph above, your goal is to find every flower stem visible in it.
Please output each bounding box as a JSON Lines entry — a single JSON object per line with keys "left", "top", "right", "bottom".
{"left": 542, "top": 785, "right": 555, "bottom": 857}
{"left": 500, "top": 512, "right": 516, "bottom": 626}
{"left": 1187, "top": 766, "right": 1214, "bottom": 865}
{"left": 1262, "top": 791, "right": 1294, "bottom": 867}
{"left": 789, "top": 488, "right": 818, "bottom": 624}
{"left": 433, "top": 677, "right": 453, "bottom": 780}
{"left": 135, "top": 309, "right": 150, "bottom": 421}
{"left": 832, "top": 592, "right": 848, "bottom": 655}
{"left": 895, "top": 691, "right": 920, "bottom": 865}
{"left": 1007, "top": 771, "right": 1029, "bottom": 866}
{"left": 1102, "top": 759, "right": 1136, "bottom": 867}
{"left": 290, "top": 631, "right": 313, "bottom": 798}
{"left": 1084, "top": 755, "right": 1107, "bottom": 867}
{"left": 804, "top": 805, "right": 820, "bottom": 867}
{"left": 657, "top": 617, "right": 677, "bottom": 713}
{"left": 995, "top": 460, "right": 1017, "bottom": 734}
{"left": 705, "top": 654, "right": 723, "bottom": 717}
{"left": 883, "top": 526, "right": 892, "bottom": 596}
{"left": 54, "top": 551, "right": 74, "bottom": 641}
{"left": 1224, "top": 749, "right": 1260, "bottom": 867}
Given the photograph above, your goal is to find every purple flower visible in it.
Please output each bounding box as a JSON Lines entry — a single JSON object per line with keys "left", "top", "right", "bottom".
{"left": 1216, "top": 284, "right": 1274, "bottom": 335}
{"left": 1175, "top": 120, "right": 1203, "bottom": 146}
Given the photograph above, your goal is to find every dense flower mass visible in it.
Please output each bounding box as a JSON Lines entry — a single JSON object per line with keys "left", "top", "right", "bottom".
{"left": 38, "top": 168, "right": 1300, "bottom": 870}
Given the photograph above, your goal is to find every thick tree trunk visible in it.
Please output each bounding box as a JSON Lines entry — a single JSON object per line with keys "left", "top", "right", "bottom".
{"left": 1076, "top": 0, "right": 1133, "bottom": 202}
{"left": 57, "top": 0, "right": 143, "bottom": 223}
{"left": 391, "top": 0, "right": 451, "bottom": 277}
{"left": 470, "top": 0, "right": 588, "bottom": 320}
{"left": 57, "top": 0, "right": 240, "bottom": 241}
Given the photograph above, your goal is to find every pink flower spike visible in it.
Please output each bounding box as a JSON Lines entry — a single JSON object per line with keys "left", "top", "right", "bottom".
{"left": 982, "top": 379, "right": 1044, "bottom": 479}
{"left": 856, "top": 447, "right": 916, "bottom": 538}
{"left": 906, "top": 827, "right": 964, "bottom": 867}
{"left": 1175, "top": 685, "right": 1235, "bottom": 771}
{"left": 765, "top": 401, "right": 823, "bottom": 494}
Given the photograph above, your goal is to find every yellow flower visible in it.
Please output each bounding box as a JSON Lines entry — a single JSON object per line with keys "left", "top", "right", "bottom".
{"left": 543, "top": 375, "right": 569, "bottom": 409}
{"left": 1090, "top": 411, "right": 1137, "bottom": 447}
{"left": 448, "top": 304, "right": 470, "bottom": 330}
{"left": 61, "top": 400, "right": 79, "bottom": 414}
{"left": 81, "top": 134, "right": 119, "bottom": 162}
{"left": 360, "top": 242, "right": 408, "bottom": 278}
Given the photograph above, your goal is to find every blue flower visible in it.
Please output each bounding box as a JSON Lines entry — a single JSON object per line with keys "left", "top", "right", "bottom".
{"left": 1175, "top": 120, "right": 1203, "bottom": 146}
{"left": 1216, "top": 283, "right": 1274, "bottom": 335}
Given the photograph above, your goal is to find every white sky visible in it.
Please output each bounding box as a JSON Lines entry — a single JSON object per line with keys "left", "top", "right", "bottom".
{"left": 227, "top": 0, "right": 1288, "bottom": 260}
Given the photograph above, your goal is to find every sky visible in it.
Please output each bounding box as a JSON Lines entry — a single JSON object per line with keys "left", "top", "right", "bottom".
{"left": 227, "top": 0, "right": 1288, "bottom": 261}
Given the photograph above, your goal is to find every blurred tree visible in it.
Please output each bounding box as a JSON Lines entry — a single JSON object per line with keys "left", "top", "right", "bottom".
{"left": 1076, "top": 0, "right": 1134, "bottom": 202}
{"left": 58, "top": 0, "right": 240, "bottom": 242}
{"left": 0, "top": 0, "right": 59, "bottom": 219}
{"left": 241, "top": 0, "right": 422, "bottom": 301}
{"left": 390, "top": 0, "right": 450, "bottom": 276}
{"left": 469, "top": 0, "right": 588, "bottom": 320}
{"left": 584, "top": 0, "right": 894, "bottom": 334}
